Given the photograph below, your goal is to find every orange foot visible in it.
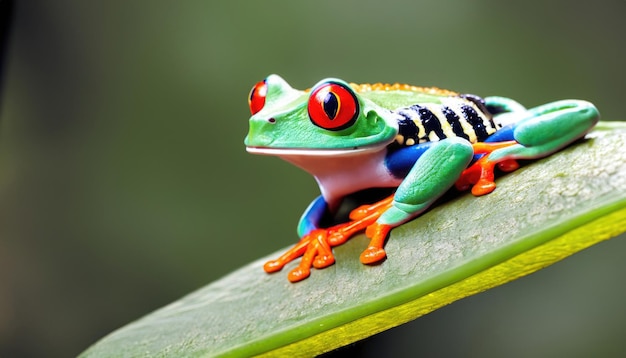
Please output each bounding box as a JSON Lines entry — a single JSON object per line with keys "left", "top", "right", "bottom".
{"left": 263, "top": 228, "right": 335, "bottom": 282}
{"left": 264, "top": 195, "right": 395, "bottom": 282}
{"left": 361, "top": 222, "right": 393, "bottom": 264}
{"left": 456, "top": 141, "right": 520, "bottom": 196}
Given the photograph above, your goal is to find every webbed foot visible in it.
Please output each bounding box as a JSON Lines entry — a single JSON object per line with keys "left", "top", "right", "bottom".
{"left": 263, "top": 195, "right": 395, "bottom": 282}
{"left": 361, "top": 222, "right": 392, "bottom": 264}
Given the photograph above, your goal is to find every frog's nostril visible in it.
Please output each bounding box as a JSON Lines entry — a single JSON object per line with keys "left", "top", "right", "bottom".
{"left": 268, "top": 118, "right": 276, "bottom": 123}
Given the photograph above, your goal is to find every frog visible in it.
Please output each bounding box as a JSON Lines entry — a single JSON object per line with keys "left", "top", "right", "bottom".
{"left": 244, "top": 74, "right": 600, "bottom": 283}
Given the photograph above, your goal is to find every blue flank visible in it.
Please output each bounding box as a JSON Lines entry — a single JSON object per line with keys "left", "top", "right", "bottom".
{"left": 385, "top": 141, "right": 438, "bottom": 178}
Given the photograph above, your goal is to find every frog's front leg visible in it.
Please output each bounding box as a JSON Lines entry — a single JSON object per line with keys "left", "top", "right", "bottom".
{"left": 264, "top": 139, "right": 474, "bottom": 281}
{"left": 457, "top": 99, "right": 600, "bottom": 196}
{"left": 360, "top": 137, "right": 474, "bottom": 264}
{"left": 264, "top": 195, "right": 394, "bottom": 282}
{"left": 263, "top": 196, "right": 334, "bottom": 281}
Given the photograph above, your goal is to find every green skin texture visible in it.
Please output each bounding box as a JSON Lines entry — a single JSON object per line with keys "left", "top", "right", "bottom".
{"left": 245, "top": 74, "right": 600, "bottom": 228}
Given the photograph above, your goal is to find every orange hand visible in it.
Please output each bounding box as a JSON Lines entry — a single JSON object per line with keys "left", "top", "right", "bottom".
{"left": 263, "top": 235, "right": 312, "bottom": 273}
{"left": 327, "top": 197, "right": 393, "bottom": 246}
{"left": 264, "top": 195, "right": 396, "bottom": 282}
{"left": 361, "top": 223, "right": 392, "bottom": 264}
{"left": 288, "top": 229, "right": 335, "bottom": 282}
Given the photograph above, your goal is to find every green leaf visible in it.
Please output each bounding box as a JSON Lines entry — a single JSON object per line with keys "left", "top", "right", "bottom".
{"left": 80, "top": 122, "right": 626, "bottom": 357}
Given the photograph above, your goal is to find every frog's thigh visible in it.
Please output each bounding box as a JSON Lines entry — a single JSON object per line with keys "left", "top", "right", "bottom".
{"left": 514, "top": 100, "right": 599, "bottom": 149}
{"left": 493, "top": 100, "right": 599, "bottom": 160}
{"left": 378, "top": 138, "right": 473, "bottom": 226}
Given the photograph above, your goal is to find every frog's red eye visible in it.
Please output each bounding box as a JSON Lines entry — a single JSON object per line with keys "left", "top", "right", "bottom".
{"left": 308, "top": 82, "right": 359, "bottom": 131}
{"left": 249, "top": 80, "right": 267, "bottom": 115}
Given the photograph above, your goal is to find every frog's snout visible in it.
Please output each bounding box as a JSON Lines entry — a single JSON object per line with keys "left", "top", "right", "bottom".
{"left": 245, "top": 116, "right": 277, "bottom": 147}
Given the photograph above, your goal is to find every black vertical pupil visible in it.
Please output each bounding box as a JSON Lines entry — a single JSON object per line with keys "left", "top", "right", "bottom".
{"left": 323, "top": 92, "right": 339, "bottom": 120}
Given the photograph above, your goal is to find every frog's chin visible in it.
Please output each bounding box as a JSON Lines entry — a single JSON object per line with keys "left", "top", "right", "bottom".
{"left": 246, "top": 143, "right": 388, "bottom": 157}
{"left": 247, "top": 143, "right": 398, "bottom": 203}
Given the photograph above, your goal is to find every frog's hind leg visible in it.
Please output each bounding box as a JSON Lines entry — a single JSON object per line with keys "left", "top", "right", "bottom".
{"left": 457, "top": 99, "right": 600, "bottom": 196}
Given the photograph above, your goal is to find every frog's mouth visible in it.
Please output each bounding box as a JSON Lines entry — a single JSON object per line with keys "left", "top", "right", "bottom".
{"left": 245, "top": 143, "right": 387, "bottom": 157}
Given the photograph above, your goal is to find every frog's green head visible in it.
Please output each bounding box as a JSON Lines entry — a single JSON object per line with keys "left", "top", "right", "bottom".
{"left": 244, "top": 75, "right": 398, "bottom": 154}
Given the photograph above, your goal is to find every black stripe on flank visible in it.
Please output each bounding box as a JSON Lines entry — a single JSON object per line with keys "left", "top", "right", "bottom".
{"left": 460, "top": 94, "right": 488, "bottom": 115}
{"left": 442, "top": 106, "right": 469, "bottom": 141}
{"left": 412, "top": 105, "right": 446, "bottom": 141}
{"left": 397, "top": 113, "right": 419, "bottom": 143}
{"left": 460, "top": 94, "right": 499, "bottom": 130}
{"left": 461, "top": 104, "right": 489, "bottom": 141}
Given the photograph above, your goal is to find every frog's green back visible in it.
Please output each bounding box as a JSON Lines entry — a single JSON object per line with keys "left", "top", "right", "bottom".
{"left": 350, "top": 83, "right": 459, "bottom": 109}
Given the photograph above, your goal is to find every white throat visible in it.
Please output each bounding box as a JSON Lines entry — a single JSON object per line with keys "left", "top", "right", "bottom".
{"left": 247, "top": 145, "right": 400, "bottom": 208}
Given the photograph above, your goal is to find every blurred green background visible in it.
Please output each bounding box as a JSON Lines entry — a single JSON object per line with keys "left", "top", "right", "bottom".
{"left": 1, "top": 1, "right": 625, "bottom": 357}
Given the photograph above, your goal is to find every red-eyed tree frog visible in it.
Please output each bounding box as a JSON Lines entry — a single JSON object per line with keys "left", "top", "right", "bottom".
{"left": 244, "top": 74, "right": 600, "bottom": 282}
